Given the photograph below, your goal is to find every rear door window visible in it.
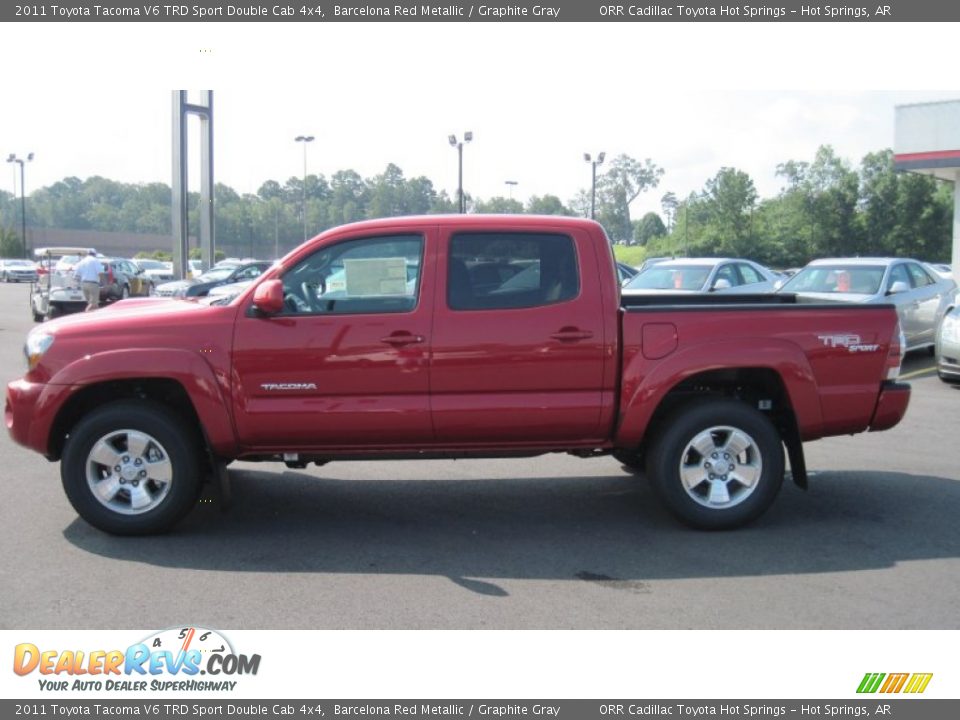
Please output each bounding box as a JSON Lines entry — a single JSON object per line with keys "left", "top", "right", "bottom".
{"left": 447, "top": 233, "right": 579, "bottom": 311}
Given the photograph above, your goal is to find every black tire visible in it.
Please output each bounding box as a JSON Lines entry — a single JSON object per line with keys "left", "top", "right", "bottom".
{"left": 46, "top": 304, "right": 62, "bottom": 320}
{"left": 645, "top": 398, "right": 784, "bottom": 530}
{"left": 61, "top": 401, "right": 203, "bottom": 535}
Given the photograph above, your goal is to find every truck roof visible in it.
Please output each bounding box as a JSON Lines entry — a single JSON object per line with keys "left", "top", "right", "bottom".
{"left": 311, "top": 214, "right": 605, "bottom": 237}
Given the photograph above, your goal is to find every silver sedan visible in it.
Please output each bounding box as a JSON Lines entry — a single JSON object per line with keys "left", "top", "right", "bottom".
{"left": 936, "top": 303, "right": 960, "bottom": 383}
{"left": 778, "top": 257, "right": 957, "bottom": 352}
{"left": 622, "top": 257, "right": 780, "bottom": 295}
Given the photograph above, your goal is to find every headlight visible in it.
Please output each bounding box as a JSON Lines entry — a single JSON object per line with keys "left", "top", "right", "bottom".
{"left": 24, "top": 331, "right": 55, "bottom": 370}
{"left": 941, "top": 314, "right": 959, "bottom": 342}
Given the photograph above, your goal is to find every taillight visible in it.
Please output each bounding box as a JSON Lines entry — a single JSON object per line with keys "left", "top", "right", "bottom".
{"left": 886, "top": 321, "right": 906, "bottom": 380}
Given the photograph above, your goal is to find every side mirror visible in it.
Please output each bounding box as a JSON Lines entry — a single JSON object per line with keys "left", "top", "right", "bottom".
{"left": 888, "top": 280, "right": 910, "bottom": 295}
{"left": 773, "top": 279, "right": 785, "bottom": 291}
{"left": 252, "top": 278, "right": 284, "bottom": 315}
{"left": 711, "top": 278, "right": 733, "bottom": 291}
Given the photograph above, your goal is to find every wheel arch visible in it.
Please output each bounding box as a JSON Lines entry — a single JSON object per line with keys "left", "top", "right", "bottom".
{"left": 48, "top": 379, "right": 208, "bottom": 463}
{"left": 617, "top": 364, "right": 812, "bottom": 489}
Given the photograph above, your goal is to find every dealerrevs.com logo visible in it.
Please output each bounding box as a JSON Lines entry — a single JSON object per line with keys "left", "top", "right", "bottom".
{"left": 857, "top": 673, "right": 933, "bottom": 694}
{"left": 13, "top": 627, "right": 261, "bottom": 692}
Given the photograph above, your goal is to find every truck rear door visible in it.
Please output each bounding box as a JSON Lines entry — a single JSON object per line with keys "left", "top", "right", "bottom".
{"left": 429, "top": 225, "right": 609, "bottom": 444}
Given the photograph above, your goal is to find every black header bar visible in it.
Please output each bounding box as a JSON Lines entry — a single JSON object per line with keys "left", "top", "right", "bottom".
{"left": 6, "top": 0, "right": 960, "bottom": 22}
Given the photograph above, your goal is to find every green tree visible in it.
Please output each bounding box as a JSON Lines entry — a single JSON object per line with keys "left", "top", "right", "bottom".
{"left": 475, "top": 196, "right": 524, "bottom": 213}
{"left": 595, "top": 155, "right": 664, "bottom": 243}
{"left": 526, "top": 194, "right": 572, "bottom": 215}
{"left": 633, "top": 212, "right": 667, "bottom": 246}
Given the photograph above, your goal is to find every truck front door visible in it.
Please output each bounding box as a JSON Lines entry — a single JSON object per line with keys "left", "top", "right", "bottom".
{"left": 231, "top": 230, "right": 435, "bottom": 449}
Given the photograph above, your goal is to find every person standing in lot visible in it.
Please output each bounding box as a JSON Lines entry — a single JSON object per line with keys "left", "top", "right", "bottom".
{"left": 73, "top": 249, "right": 103, "bottom": 311}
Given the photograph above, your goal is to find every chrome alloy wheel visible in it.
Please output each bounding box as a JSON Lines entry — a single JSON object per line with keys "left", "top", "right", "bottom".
{"left": 678, "top": 425, "right": 762, "bottom": 509}
{"left": 85, "top": 429, "right": 173, "bottom": 515}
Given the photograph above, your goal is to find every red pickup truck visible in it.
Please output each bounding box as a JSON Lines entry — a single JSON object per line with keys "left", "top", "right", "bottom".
{"left": 6, "top": 215, "right": 910, "bottom": 535}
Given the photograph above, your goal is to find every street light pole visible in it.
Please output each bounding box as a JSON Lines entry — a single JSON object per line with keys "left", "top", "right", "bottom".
{"left": 505, "top": 180, "right": 518, "bottom": 200}
{"left": 6, "top": 152, "right": 34, "bottom": 259}
{"left": 448, "top": 131, "right": 473, "bottom": 213}
{"left": 583, "top": 151, "right": 605, "bottom": 220}
{"left": 294, "top": 135, "right": 314, "bottom": 241}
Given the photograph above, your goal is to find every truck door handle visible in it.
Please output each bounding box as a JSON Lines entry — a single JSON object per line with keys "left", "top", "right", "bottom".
{"left": 380, "top": 332, "right": 425, "bottom": 347}
{"left": 550, "top": 328, "right": 593, "bottom": 342}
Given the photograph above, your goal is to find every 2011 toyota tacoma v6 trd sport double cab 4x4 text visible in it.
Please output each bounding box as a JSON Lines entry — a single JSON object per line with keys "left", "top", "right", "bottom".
{"left": 6, "top": 215, "right": 911, "bottom": 534}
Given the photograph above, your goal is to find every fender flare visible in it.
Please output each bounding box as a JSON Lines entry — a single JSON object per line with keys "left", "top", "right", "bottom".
{"left": 615, "top": 338, "right": 824, "bottom": 448}
{"left": 44, "top": 348, "right": 237, "bottom": 456}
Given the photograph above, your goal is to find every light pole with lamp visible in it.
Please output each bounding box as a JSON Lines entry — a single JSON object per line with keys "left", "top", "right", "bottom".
{"left": 448, "top": 132, "right": 473, "bottom": 213}
{"left": 6, "top": 152, "right": 34, "bottom": 259}
{"left": 583, "top": 151, "right": 605, "bottom": 220}
{"left": 294, "top": 135, "right": 314, "bottom": 241}
{"left": 505, "top": 180, "right": 518, "bottom": 200}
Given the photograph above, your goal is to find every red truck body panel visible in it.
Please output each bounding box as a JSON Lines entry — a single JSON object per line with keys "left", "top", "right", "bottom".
{"left": 5, "top": 215, "right": 909, "bottom": 464}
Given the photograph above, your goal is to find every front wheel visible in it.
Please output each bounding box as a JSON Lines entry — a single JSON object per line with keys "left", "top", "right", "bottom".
{"left": 646, "top": 398, "right": 784, "bottom": 530}
{"left": 61, "top": 401, "right": 203, "bottom": 535}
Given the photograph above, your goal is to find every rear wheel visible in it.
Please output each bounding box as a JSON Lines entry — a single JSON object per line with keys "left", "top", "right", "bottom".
{"left": 646, "top": 398, "right": 784, "bottom": 530}
{"left": 61, "top": 401, "right": 203, "bottom": 535}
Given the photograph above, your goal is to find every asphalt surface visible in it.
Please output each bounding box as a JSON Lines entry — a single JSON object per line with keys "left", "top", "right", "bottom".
{"left": 1, "top": 281, "right": 957, "bottom": 629}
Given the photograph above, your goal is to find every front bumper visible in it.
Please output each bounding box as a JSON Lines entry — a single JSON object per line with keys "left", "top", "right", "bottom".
{"left": 5, "top": 379, "right": 72, "bottom": 457}
{"left": 868, "top": 381, "right": 911, "bottom": 432}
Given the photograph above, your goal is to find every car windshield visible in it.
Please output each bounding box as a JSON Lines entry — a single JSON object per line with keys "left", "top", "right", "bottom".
{"left": 137, "top": 260, "right": 166, "bottom": 269}
{"left": 780, "top": 265, "right": 885, "bottom": 295}
{"left": 7, "top": 260, "right": 34, "bottom": 267}
{"left": 625, "top": 264, "right": 713, "bottom": 291}
{"left": 196, "top": 268, "right": 234, "bottom": 282}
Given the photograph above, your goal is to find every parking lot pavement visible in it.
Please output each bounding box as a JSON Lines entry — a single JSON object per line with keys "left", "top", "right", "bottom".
{"left": 1, "top": 281, "right": 958, "bottom": 630}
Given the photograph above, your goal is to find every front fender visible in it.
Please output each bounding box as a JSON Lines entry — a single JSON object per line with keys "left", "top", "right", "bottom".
{"left": 615, "top": 338, "right": 824, "bottom": 448}
{"left": 45, "top": 348, "right": 237, "bottom": 456}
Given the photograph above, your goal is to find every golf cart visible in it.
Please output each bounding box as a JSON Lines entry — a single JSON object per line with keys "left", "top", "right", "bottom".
{"left": 30, "top": 247, "right": 97, "bottom": 322}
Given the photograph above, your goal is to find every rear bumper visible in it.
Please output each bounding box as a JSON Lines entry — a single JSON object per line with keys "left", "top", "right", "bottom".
{"left": 868, "top": 381, "right": 911, "bottom": 432}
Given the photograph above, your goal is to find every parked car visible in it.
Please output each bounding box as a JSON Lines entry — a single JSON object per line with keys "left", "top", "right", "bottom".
{"left": 935, "top": 304, "right": 960, "bottom": 383}
{"left": 616, "top": 262, "right": 638, "bottom": 285}
{"left": 155, "top": 261, "right": 271, "bottom": 298}
{"left": 100, "top": 258, "right": 155, "bottom": 302}
{"left": 778, "top": 258, "right": 957, "bottom": 352}
{"left": 6, "top": 215, "right": 910, "bottom": 535}
{"left": 622, "top": 258, "right": 779, "bottom": 295}
{"left": 133, "top": 258, "right": 175, "bottom": 283}
{"left": 1, "top": 258, "right": 39, "bottom": 283}
{"left": 929, "top": 263, "right": 953, "bottom": 280}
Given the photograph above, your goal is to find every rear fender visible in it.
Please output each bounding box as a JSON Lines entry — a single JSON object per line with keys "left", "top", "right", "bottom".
{"left": 615, "top": 338, "right": 823, "bottom": 448}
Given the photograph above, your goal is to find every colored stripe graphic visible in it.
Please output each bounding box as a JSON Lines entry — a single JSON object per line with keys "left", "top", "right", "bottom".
{"left": 857, "top": 672, "right": 932, "bottom": 693}
{"left": 880, "top": 673, "right": 909, "bottom": 693}
{"left": 857, "top": 673, "right": 885, "bottom": 693}
{"left": 904, "top": 674, "right": 934, "bottom": 694}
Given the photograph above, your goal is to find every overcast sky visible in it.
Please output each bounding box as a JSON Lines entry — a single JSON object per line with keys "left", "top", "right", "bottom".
{"left": 2, "top": 22, "right": 958, "bottom": 220}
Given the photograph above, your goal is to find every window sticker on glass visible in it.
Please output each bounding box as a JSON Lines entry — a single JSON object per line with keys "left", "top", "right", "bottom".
{"left": 344, "top": 257, "right": 408, "bottom": 296}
